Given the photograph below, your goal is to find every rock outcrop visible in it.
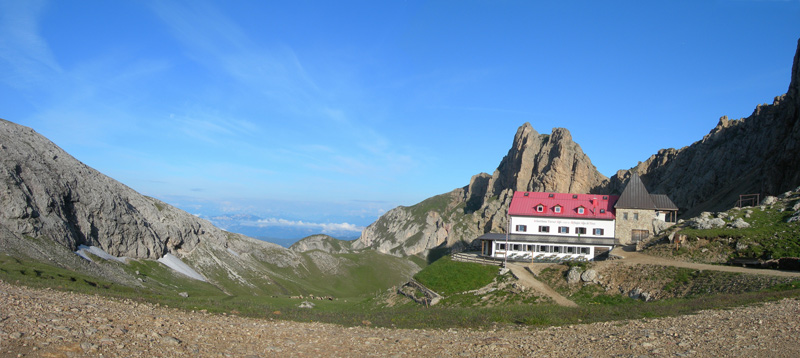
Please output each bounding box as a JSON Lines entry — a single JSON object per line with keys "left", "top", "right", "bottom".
{"left": 613, "top": 39, "right": 800, "bottom": 217}
{"left": 289, "top": 234, "right": 353, "bottom": 254}
{"left": 0, "top": 119, "right": 274, "bottom": 260}
{"left": 0, "top": 119, "right": 419, "bottom": 295}
{"left": 353, "top": 125, "right": 609, "bottom": 257}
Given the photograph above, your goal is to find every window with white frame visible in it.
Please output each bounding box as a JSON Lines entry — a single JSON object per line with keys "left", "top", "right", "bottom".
{"left": 577, "top": 207, "right": 585, "bottom": 214}
{"left": 580, "top": 247, "right": 590, "bottom": 255}
{"left": 593, "top": 228, "right": 604, "bottom": 235}
{"left": 554, "top": 206, "right": 562, "bottom": 213}
{"left": 497, "top": 243, "right": 506, "bottom": 250}
{"left": 536, "top": 205, "right": 544, "bottom": 212}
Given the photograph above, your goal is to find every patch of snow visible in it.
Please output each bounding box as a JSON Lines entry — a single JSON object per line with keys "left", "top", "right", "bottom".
{"left": 226, "top": 248, "right": 240, "bottom": 257}
{"left": 75, "top": 245, "right": 128, "bottom": 263}
{"left": 157, "top": 254, "right": 207, "bottom": 282}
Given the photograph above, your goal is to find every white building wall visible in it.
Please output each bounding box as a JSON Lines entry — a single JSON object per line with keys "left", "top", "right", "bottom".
{"left": 492, "top": 240, "right": 611, "bottom": 261}
{"left": 509, "top": 216, "right": 615, "bottom": 238}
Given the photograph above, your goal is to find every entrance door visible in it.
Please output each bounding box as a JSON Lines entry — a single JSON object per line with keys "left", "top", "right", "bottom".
{"left": 631, "top": 230, "right": 649, "bottom": 243}
{"left": 481, "top": 240, "right": 492, "bottom": 256}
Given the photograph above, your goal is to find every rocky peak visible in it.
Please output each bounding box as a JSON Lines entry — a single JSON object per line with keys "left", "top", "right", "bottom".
{"left": 483, "top": 124, "right": 608, "bottom": 199}
{"left": 615, "top": 38, "right": 800, "bottom": 217}
{"left": 355, "top": 123, "right": 611, "bottom": 257}
{"left": 789, "top": 38, "right": 800, "bottom": 101}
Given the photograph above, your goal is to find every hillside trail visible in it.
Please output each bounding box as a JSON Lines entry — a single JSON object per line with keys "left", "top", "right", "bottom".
{"left": 597, "top": 246, "right": 800, "bottom": 278}
{"left": 506, "top": 263, "right": 578, "bottom": 307}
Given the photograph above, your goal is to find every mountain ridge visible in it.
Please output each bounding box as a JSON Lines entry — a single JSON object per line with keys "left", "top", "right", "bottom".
{"left": 616, "top": 38, "right": 800, "bottom": 217}
{"left": 355, "top": 38, "right": 800, "bottom": 258}
{"left": 0, "top": 119, "right": 419, "bottom": 296}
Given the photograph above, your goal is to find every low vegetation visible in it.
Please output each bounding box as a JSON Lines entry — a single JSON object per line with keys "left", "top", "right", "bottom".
{"left": 2, "top": 253, "right": 800, "bottom": 329}
{"left": 644, "top": 191, "right": 800, "bottom": 263}
{"left": 412, "top": 256, "right": 497, "bottom": 295}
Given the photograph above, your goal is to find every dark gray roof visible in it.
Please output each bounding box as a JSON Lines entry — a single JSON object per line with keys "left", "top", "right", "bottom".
{"left": 614, "top": 173, "right": 657, "bottom": 209}
{"left": 650, "top": 194, "right": 678, "bottom": 211}
{"left": 477, "top": 233, "right": 616, "bottom": 246}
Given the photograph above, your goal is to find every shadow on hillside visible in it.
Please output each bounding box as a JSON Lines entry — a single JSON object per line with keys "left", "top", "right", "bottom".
{"left": 426, "top": 248, "right": 449, "bottom": 264}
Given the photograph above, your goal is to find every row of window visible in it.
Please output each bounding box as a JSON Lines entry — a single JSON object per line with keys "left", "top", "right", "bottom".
{"left": 623, "top": 212, "right": 639, "bottom": 220}
{"left": 515, "top": 225, "right": 604, "bottom": 236}
{"left": 496, "top": 243, "right": 591, "bottom": 255}
{"left": 534, "top": 204, "right": 606, "bottom": 215}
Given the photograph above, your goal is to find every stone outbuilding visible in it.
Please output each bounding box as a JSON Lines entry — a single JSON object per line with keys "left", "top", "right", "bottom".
{"left": 614, "top": 173, "right": 678, "bottom": 245}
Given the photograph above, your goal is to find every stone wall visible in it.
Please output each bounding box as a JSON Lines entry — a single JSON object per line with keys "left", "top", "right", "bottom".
{"left": 615, "top": 209, "right": 657, "bottom": 245}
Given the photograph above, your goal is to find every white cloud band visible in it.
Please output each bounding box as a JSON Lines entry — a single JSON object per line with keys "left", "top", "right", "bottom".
{"left": 245, "top": 217, "right": 364, "bottom": 234}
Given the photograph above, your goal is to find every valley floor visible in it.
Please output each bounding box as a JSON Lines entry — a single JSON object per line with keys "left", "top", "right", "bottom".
{"left": 1, "top": 280, "right": 799, "bottom": 357}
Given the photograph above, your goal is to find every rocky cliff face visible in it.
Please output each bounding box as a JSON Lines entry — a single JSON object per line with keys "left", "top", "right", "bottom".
{"left": 353, "top": 125, "right": 609, "bottom": 257}
{"left": 0, "top": 119, "right": 277, "bottom": 260}
{"left": 613, "top": 39, "right": 800, "bottom": 217}
{"left": 0, "top": 119, "right": 422, "bottom": 295}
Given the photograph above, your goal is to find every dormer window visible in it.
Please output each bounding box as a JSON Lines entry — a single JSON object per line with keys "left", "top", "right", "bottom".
{"left": 603, "top": 196, "right": 608, "bottom": 200}
{"left": 577, "top": 206, "right": 585, "bottom": 214}
{"left": 572, "top": 194, "right": 578, "bottom": 199}
{"left": 600, "top": 209, "right": 606, "bottom": 214}
{"left": 554, "top": 205, "right": 562, "bottom": 213}
{"left": 548, "top": 193, "right": 554, "bottom": 198}
{"left": 536, "top": 205, "right": 544, "bottom": 213}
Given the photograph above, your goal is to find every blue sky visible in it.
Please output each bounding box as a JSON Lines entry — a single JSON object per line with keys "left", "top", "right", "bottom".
{"left": 1, "top": 1, "right": 799, "bottom": 240}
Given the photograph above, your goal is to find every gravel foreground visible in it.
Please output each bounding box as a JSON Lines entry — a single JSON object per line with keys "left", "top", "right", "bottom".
{"left": 1, "top": 281, "right": 799, "bottom": 358}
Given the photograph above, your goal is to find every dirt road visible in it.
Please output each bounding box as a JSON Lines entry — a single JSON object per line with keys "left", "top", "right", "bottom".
{"left": 506, "top": 263, "right": 577, "bottom": 307}
{"left": 603, "top": 247, "right": 800, "bottom": 277}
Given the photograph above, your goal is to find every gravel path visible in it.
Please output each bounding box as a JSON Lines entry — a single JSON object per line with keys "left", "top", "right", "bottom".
{"left": 604, "top": 248, "right": 800, "bottom": 278}
{"left": 507, "top": 263, "right": 577, "bottom": 307}
{"left": 2, "top": 280, "right": 799, "bottom": 357}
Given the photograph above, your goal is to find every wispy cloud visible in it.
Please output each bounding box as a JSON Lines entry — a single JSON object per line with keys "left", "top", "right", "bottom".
{"left": 0, "top": 0, "right": 61, "bottom": 89}
{"left": 245, "top": 218, "right": 364, "bottom": 234}
{"left": 150, "top": 1, "right": 320, "bottom": 112}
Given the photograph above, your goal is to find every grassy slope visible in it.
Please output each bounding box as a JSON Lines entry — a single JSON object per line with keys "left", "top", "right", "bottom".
{"left": 413, "top": 256, "right": 497, "bottom": 295}
{"left": 645, "top": 192, "right": 800, "bottom": 262}
{"left": 3, "top": 251, "right": 800, "bottom": 329}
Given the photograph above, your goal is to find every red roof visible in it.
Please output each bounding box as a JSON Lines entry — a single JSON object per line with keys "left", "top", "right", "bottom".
{"left": 508, "top": 191, "right": 618, "bottom": 220}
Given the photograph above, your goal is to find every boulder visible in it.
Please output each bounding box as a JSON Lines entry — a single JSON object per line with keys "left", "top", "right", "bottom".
{"left": 730, "top": 218, "right": 751, "bottom": 229}
{"left": 580, "top": 269, "right": 597, "bottom": 282}
{"left": 566, "top": 266, "right": 582, "bottom": 284}
{"left": 298, "top": 301, "right": 315, "bottom": 309}
{"left": 735, "top": 241, "right": 749, "bottom": 251}
{"left": 691, "top": 217, "right": 726, "bottom": 230}
{"left": 762, "top": 196, "right": 778, "bottom": 206}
